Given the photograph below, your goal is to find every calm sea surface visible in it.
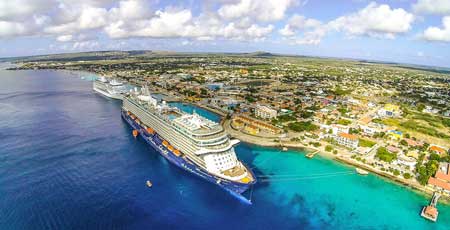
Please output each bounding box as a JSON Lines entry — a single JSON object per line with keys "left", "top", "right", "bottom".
{"left": 1, "top": 70, "right": 449, "bottom": 230}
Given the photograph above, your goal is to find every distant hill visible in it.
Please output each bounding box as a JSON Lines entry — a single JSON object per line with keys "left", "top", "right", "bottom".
{"left": 0, "top": 50, "right": 152, "bottom": 63}
{"left": 1, "top": 50, "right": 449, "bottom": 75}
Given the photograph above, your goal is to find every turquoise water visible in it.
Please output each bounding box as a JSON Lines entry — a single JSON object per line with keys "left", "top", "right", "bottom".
{"left": 1, "top": 70, "right": 449, "bottom": 229}
{"left": 250, "top": 144, "right": 450, "bottom": 229}
{"left": 169, "top": 102, "right": 221, "bottom": 122}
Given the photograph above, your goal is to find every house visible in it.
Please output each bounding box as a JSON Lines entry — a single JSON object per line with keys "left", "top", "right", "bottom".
{"left": 233, "top": 115, "right": 282, "bottom": 134}
{"left": 404, "top": 138, "right": 423, "bottom": 148}
{"left": 406, "top": 150, "right": 420, "bottom": 159}
{"left": 396, "top": 154, "right": 416, "bottom": 169}
{"left": 377, "top": 103, "right": 401, "bottom": 117}
{"left": 255, "top": 105, "right": 278, "bottom": 119}
{"left": 244, "top": 124, "right": 259, "bottom": 135}
{"left": 427, "top": 163, "right": 450, "bottom": 194}
{"left": 387, "top": 145, "right": 401, "bottom": 153}
{"left": 387, "top": 130, "right": 403, "bottom": 140}
{"left": 332, "top": 124, "right": 350, "bottom": 135}
{"left": 335, "top": 132, "right": 359, "bottom": 149}
{"left": 359, "top": 124, "right": 377, "bottom": 136}
{"left": 429, "top": 145, "right": 447, "bottom": 155}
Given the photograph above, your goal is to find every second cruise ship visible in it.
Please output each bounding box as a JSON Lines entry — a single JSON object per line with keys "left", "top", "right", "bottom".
{"left": 93, "top": 76, "right": 128, "bottom": 100}
{"left": 121, "top": 88, "right": 256, "bottom": 203}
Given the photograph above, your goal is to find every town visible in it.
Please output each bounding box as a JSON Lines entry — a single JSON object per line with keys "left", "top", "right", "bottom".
{"left": 10, "top": 51, "right": 450, "bottom": 209}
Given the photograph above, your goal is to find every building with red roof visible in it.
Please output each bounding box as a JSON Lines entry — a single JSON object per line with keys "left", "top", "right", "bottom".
{"left": 335, "top": 132, "right": 359, "bottom": 149}
{"left": 428, "top": 163, "right": 450, "bottom": 194}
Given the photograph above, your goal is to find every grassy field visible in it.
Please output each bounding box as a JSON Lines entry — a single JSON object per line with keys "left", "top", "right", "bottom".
{"left": 379, "top": 111, "right": 450, "bottom": 147}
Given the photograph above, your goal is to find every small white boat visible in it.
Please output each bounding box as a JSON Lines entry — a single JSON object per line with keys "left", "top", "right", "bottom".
{"left": 282, "top": 147, "right": 288, "bottom": 151}
{"left": 356, "top": 168, "right": 369, "bottom": 175}
{"left": 146, "top": 180, "right": 153, "bottom": 187}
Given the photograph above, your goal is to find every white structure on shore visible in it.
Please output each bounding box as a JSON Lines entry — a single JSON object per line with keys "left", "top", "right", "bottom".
{"left": 255, "top": 105, "right": 278, "bottom": 119}
{"left": 335, "top": 132, "right": 359, "bottom": 149}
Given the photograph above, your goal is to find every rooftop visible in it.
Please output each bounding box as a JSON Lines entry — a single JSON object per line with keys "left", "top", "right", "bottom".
{"left": 338, "top": 132, "right": 358, "bottom": 140}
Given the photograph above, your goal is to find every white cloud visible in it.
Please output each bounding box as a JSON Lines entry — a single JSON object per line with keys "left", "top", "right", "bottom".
{"left": 105, "top": 9, "right": 193, "bottom": 38}
{"left": 329, "top": 2, "right": 414, "bottom": 39}
{"left": 279, "top": 14, "right": 322, "bottom": 37}
{"left": 218, "top": 0, "right": 296, "bottom": 22}
{"left": 413, "top": 0, "right": 450, "bottom": 15}
{"left": 0, "top": 0, "right": 54, "bottom": 20}
{"left": 0, "top": 21, "right": 27, "bottom": 37}
{"left": 422, "top": 16, "right": 450, "bottom": 42}
{"left": 293, "top": 27, "right": 327, "bottom": 45}
{"left": 109, "top": 0, "right": 152, "bottom": 20}
{"left": 56, "top": 34, "right": 73, "bottom": 42}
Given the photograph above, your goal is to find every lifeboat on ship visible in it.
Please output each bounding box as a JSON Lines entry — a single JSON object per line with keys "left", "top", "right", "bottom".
{"left": 146, "top": 127, "right": 155, "bottom": 134}
{"left": 173, "top": 149, "right": 181, "bottom": 157}
{"left": 132, "top": 130, "right": 139, "bottom": 138}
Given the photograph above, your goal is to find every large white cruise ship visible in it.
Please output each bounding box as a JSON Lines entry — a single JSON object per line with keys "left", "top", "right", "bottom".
{"left": 93, "top": 76, "right": 128, "bottom": 100}
{"left": 121, "top": 89, "right": 256, "bottom": 203}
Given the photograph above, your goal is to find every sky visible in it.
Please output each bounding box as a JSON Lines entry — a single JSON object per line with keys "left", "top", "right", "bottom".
{"left": 1, "top": 0, "right": 450, "bottom": 67}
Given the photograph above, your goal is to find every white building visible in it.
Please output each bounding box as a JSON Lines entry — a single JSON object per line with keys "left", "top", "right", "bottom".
{"left": 359, "top": 124, "right": 378, "bottom": 136}
{"left": 332, "top": 124, "right": 350, "bottom": 135}
{"left": 395, "top": 155, "right": 416, "bottom": 169}
{"left": 335, "top": 132, "right": 359, "bottom": 149}
{"left": 255, "top": 105, "right": 278, "bottom": 119}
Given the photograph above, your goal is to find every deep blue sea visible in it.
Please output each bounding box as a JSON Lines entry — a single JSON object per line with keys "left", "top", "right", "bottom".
{"left": 1, "top": 70, "right": 449, "bottom": 230}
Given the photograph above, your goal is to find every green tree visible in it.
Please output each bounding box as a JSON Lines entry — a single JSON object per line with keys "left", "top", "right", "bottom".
{"left": 375, "top": 147, "right": 397, "bottom": 163}
{"left": 400, "top": 139, "right": 408, "bottom": 146}
{"left": 403, "top": 173, "right": 412, "bottom": 179}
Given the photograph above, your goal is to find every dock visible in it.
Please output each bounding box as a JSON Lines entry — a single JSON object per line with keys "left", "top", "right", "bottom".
{"left": 421, "top": 192, "right": 441, "bottom": 222}
{"left": 306, "top": 150, "right": 319, "bottom": 159}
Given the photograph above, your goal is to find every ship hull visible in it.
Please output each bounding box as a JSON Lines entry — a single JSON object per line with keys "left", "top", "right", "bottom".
{"left": 121, "top": 109, "right": 255, "bottom": 204}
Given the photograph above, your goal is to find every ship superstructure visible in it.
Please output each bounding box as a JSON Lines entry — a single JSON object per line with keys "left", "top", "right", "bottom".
{"left": 93, "top": 76, "right": 128, "bottom": 100}
{"left": 121, "top": 89, "right": 256, "bottom": 203}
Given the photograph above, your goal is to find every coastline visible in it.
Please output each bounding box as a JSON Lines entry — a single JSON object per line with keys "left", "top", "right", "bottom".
{"left": 222, "top": 118, "right": 449, "bottom": 204}
{"left": 21, "top": 69, "right": 444, "bottom": 204}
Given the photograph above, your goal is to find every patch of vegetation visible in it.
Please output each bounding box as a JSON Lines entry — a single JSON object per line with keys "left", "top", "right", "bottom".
{"left": 375, "top": 147, "right": 397, "bottom": 163}
{"left": 325, "top": 145, "right": 333, "bottom": 152}
{"left": 337, "top": 119, "right": 352, "bottom": 125}
{"left": 288, "top": 121, "right": 319, "bottom": 132}
{"left": 333, "top": 86, "right": 352, "bottom": 96}
{"left": 276, "top": 114, "right": 297, "bottom": 122}
{"left": 416, "top": 159, "right": 439, "bottom": 185}
{"left": 403, "top": 173, "right": 412, "bottom": 179}
{"left": 245, "top": 95, "right": 256, "bottom": 103}
{"left": 393, "top": 169, "right": 400, "bottom": 176}
{"left": 358, "top": 138, "right": 376, "bottom": 148}
{"left": 400, "top": 120, "right": 449, "bottom": 139}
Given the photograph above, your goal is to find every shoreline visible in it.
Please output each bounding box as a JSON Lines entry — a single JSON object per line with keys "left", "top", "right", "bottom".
{"left": 31, "top": 69, "right": 445, "bottom": 204}
{"left": 222, "top": 119, "right": 450, "bottom": 204}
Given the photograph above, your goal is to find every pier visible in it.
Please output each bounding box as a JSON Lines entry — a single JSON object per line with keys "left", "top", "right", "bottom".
{"left": 306, "top": 150, "right": 319, "bottom": 159}
{"left": 421, "top": 192, "right": 441, "bottom": 222}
